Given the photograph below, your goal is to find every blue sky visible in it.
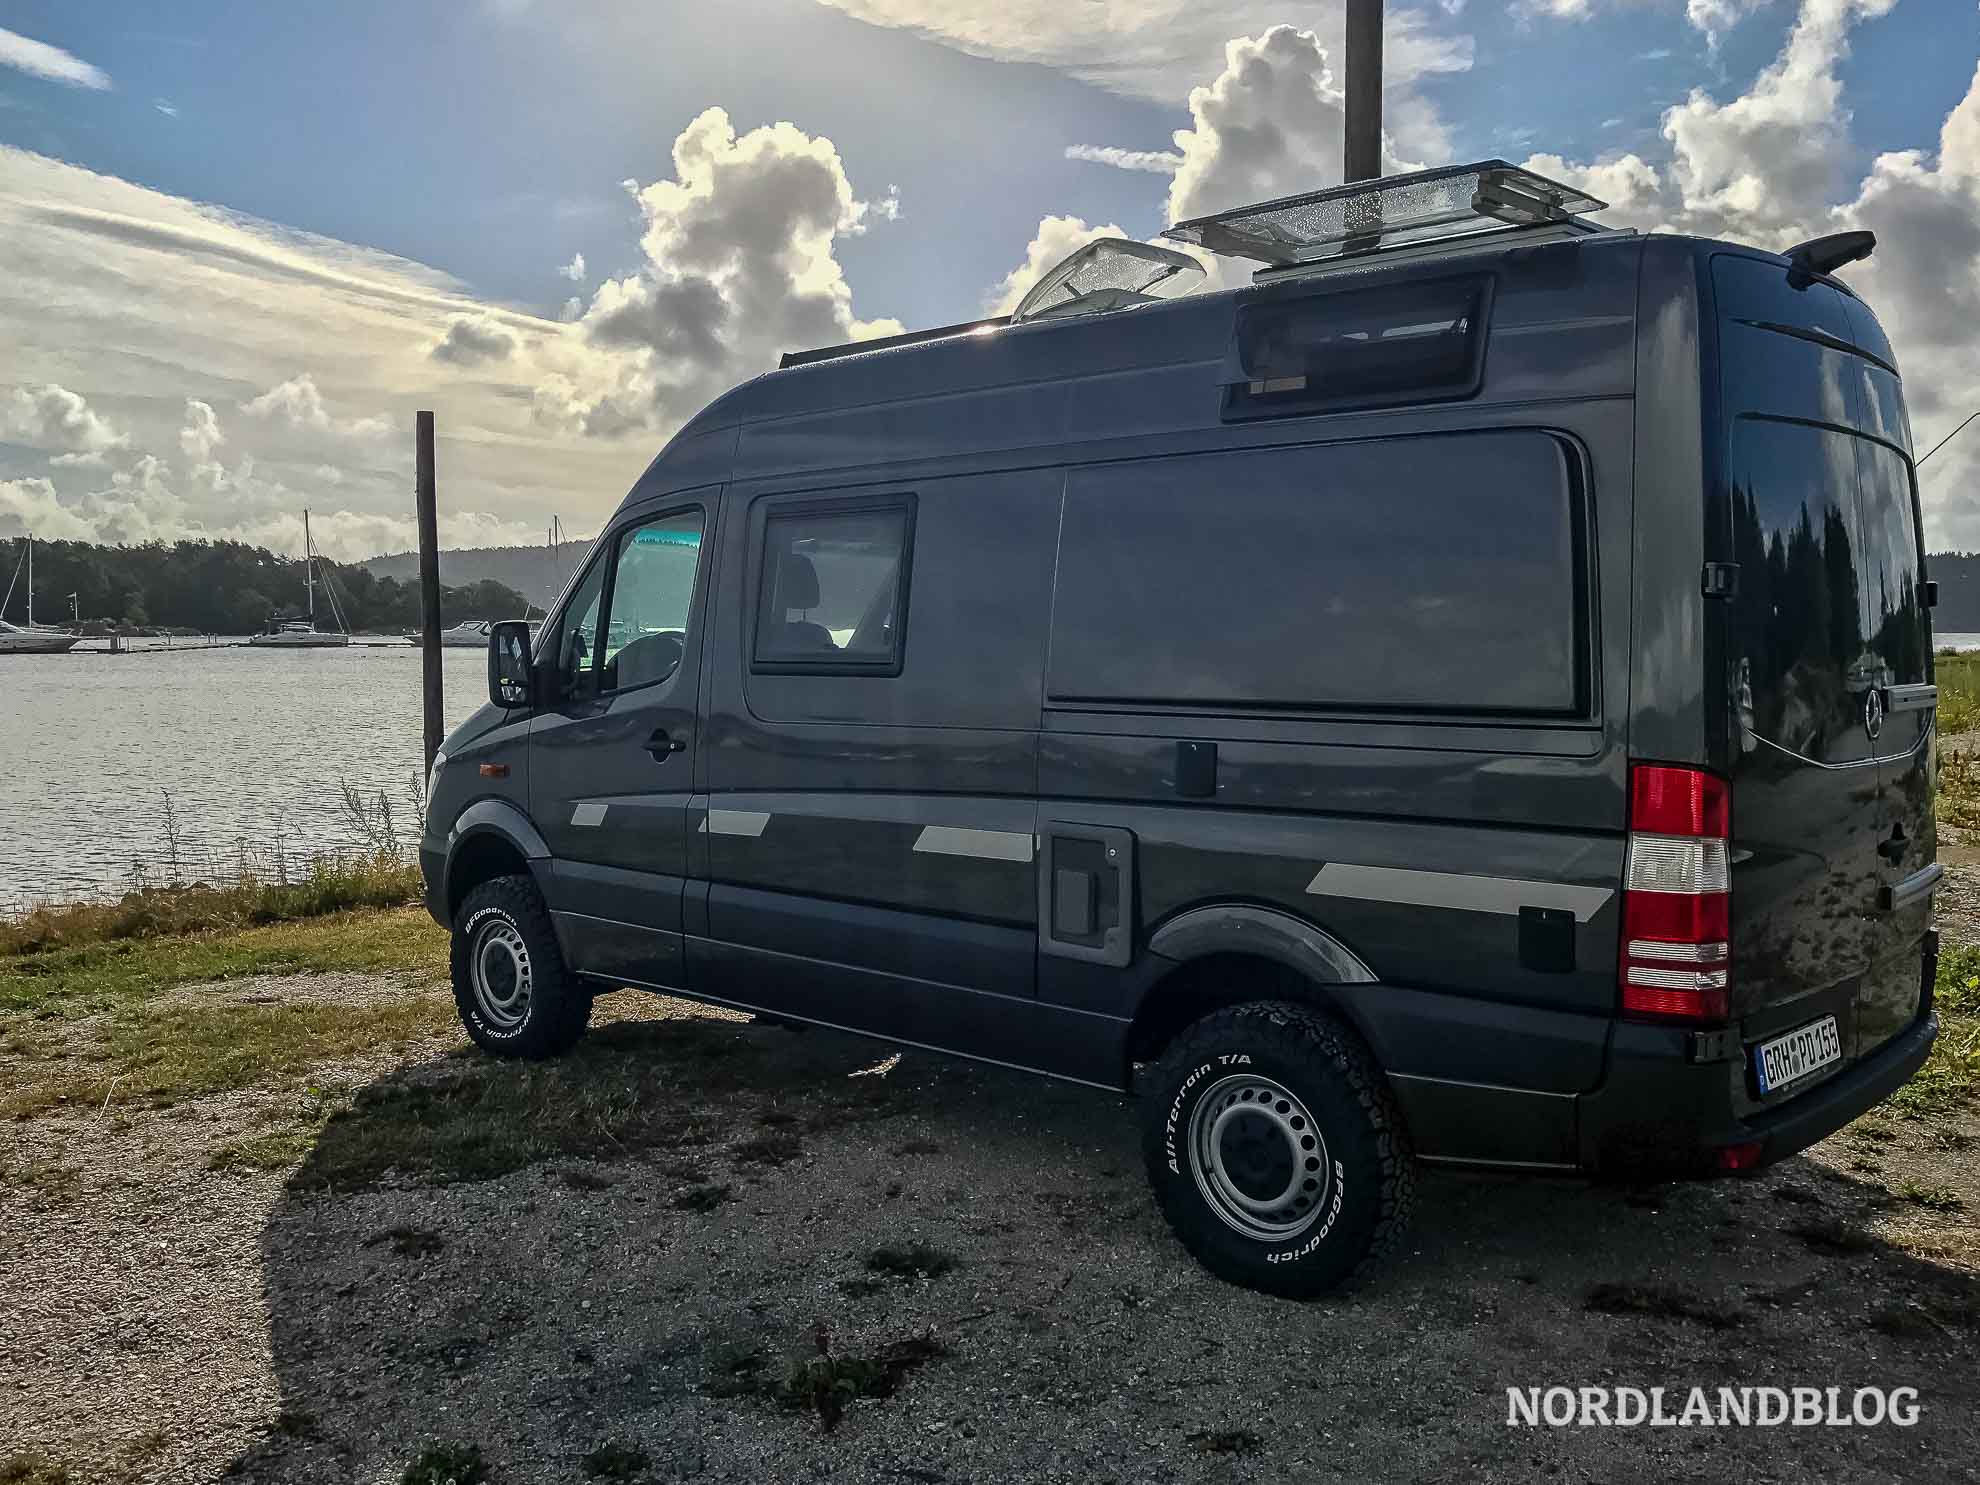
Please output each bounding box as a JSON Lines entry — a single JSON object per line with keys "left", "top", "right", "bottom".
{"left": 3, "top": 1, "right": 1980, "bottom": 553}
{"left": 6, "top": 0, "right": 1967, "bottom": 330}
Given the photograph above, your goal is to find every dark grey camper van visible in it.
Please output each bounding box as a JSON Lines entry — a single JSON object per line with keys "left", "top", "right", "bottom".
{"left": 420, "top": 162, "right": 1940, "bottom": 1297}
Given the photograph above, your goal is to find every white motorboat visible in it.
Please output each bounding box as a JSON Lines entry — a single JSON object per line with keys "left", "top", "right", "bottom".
{"left": 439, "top": 619, "right": 494, "bottom": 648}
{"left": 0, "top": 534, "right": 79, "bottom": 654}
{"left": 248, "top": 509, "right": 351, "bottom": 648}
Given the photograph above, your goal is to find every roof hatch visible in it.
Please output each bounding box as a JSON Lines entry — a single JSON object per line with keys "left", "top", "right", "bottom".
{"left": 1162, "top": 159, "right": 1608, "bottom": 271}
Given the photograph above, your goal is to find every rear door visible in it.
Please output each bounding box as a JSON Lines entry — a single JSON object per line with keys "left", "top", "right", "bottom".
{"left": 530, "top": 499, "right": 714, "bottom": 988}
{"left": 1715, "top": 255, "right": 1929, "bottom": 1098}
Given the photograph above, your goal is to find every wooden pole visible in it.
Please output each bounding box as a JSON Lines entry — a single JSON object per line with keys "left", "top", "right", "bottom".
{"left": 415, "top": 410, "right": 443, "bottom": 773}
{"left": 1344, "top": 0, "right": 1384, "bottom": 183}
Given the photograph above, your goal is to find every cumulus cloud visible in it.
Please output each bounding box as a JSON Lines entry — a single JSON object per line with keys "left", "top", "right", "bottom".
{"left": 430, "top": 315, "right": 520, "bottom": 367}
{"left": 986, "top": 215, "right": 1131, "bottom": 316}
{"left": 241, "top": 372, "right": 390, "bottom": 439}
{"left": 1517, "top": 0, "right": 1769, "bottom": 42}
{"left": 0, "top": 26, "right": 111, "bottom": 90}
{"left": 179, "top": 399, "right": 223, "bottom": 462}
{"left": 809, "top": 2, "right": 1471, "bottom": 160}
{"left": 540, "top": 106, "right": 903, "bottom": 437}
{"left": 0, "top": 146, "right": 644, "bottom": 558}
{"left": 1065, "top": 144, "right": 1184, "bottom": 174}
{"left": 7, "top": 383, "right": 128, "bottom": 458}
{"left": 557, "top": 251, "right": 587, "bottom": 282}
{"left": 1167, "top": 26, "right": 1418, "bottom": 225}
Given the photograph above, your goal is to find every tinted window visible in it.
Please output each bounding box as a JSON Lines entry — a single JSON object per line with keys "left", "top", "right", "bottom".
{"left": 547, "top": 511, "right": 703, "bottom": 701}
{"left": 1225, "top": 276, "right": 1488, "bottom": 419}
{"left": 546, "top": 550, "right": 607, "bottom": 699}
{"left": 753, "top": 504, "right": 912, "bottom": 672}
{"left": 1047, "top": 433, "right": 1582, "bottom": 714}
{"left": 1727, "top": 419, "right": 1878, "bottom": 763}
{"left": 1853, "top": 441, "right": 1927, "bottom": 686}
{"left": 599, "top": 512, "right": 704, "bottom": 692}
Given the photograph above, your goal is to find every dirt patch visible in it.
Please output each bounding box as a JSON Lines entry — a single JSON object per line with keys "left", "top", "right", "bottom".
{"left": 4, "top": 964, "right": 1979, "bottom": 1481}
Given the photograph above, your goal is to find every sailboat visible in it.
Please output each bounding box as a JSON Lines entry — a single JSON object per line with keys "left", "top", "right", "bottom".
{"left": 0, "top": 533, "right": 80, "bottom": 655}
{"left": 248, "top": 509, "right": 351, "bottom": 648}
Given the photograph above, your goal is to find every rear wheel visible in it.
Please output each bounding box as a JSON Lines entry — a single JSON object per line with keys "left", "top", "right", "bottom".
{"left": 1140, "top": 1000, "right": 1414, "bottom": 1297}
{"left": 450, "top": 875, "right": 591, "bottom": 1059}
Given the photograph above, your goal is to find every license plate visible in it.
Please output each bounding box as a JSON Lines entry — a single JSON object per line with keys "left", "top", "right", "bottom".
{"left": 1753, "top": 1015, "right": 1842, "bottom": 1095}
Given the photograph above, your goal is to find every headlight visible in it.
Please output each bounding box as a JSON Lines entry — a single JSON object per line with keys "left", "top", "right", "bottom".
{"left": 426, "top": 749, "right": 448, "bottom": 802}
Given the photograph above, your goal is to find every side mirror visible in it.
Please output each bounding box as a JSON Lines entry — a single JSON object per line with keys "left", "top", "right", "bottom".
{"left": 488, "top": 619, "right": 535, "bottom": 709}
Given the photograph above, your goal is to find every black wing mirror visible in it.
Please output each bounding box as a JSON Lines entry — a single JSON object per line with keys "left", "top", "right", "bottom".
{"left": 488, "top": 619, "right": 535, "bottom": 708}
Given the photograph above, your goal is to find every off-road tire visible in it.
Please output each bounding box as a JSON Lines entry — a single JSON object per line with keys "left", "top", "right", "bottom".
{"left": 450, "top": 874, "right": 591, "bottom": 1059}
{"left": 1141, "top": 1000, "right": 1415, "bottom": 1298}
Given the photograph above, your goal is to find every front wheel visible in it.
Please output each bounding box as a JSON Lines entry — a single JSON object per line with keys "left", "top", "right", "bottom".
{"left": 1140, "top": 1001, "right": 1414, "bottom": 1298}
{"left": 450, "top": 875, "right": 591, "bottom": 1059}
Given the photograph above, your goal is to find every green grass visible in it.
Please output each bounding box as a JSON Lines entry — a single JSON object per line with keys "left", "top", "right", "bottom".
{"left": 0, "top": 853, "right": 421, "bottom": 957}
{"left": 0, "top": 906, "right": 445, "bottom": 1022}
{"left": 1888, "top": 942, "right": 1980, "bottom": 1118}
{"left": 3, "top": 988, "right": 455, "bottom": 1119}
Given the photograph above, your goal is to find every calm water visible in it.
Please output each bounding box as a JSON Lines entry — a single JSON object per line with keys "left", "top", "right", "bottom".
{"left": 1, "top": 645, "right": 488, "bottom": 905}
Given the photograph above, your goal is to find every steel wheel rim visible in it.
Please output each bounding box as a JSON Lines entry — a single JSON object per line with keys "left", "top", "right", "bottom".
{"left": 1187, "top": 1073, "right": 1331, "bottom": 1242}
{"left": 470, "top": 917, "right": 532, "bottom": 1031}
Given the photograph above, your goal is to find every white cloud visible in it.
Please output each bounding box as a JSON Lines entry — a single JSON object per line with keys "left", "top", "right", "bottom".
{"left": 1523, "top": 0, "right": 1980, "bottom": 547}
{"left": 1517, "top": 0, "right": 1771, "bottom": 41}
{"left": 429, "top": 315, "right": 520, "bottom": 367}
{"left": 557, "top": 251, "right": 586, "bottom": 282}
{"left": 1168, "top": 26, "right": 1417, "bottom": 225}
{"left": 154, "top": 99, "right": 179, "bottom": 118}
{"left": 1064, "top": 144, "right": 1184, "bottom": 174}
{"left": 985, "top": 215, "right": 1131, "bottom": 316}
{"left": 241, "top": 372, "right": 391, "bottom": 440}
{"left": 179, "top": 399, "right": 223, "bottom": 461}
{"left": 810, "top": 1, "right": 1471, "bottom": 162}
{"left": 7, "top": 383, "right": 128, "bottom": 456}
{"left": 542, "top": 106, "right": 904, "bottom": 437}
{"left": 0, "top": 26, "right": 111, "bottom": 90}
{"left": 0, "top": 146, "right": 644, "bottom": 557}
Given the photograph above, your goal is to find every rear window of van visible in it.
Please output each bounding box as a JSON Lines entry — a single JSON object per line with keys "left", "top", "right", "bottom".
{"left": 1045, "top": 432, "right": 1584, "bottom": 715}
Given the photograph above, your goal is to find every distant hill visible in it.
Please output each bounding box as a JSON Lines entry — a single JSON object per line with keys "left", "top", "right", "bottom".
{"left": 362, "top": 540, "right": 593, "bottom": 612}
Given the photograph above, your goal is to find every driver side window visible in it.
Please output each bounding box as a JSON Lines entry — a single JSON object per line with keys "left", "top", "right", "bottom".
{"left": 549, "top": 510, "right": 706, "bottom": 702}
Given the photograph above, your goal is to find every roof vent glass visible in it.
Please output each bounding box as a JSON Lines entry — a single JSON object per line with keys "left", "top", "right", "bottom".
{"left": 1162, "top": 160, "right": 1606, "bottom": 268}
{"left": 1009, "top": 237, "right": 1206, "bottom": 323}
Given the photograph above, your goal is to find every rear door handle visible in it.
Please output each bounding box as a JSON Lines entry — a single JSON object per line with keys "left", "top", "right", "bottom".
{"left": 644, "top": 729, "right": 687, "bottom": 760}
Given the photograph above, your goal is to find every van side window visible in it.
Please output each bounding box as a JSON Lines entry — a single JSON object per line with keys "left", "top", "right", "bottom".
{"left": 1224, "top": 275, "right": 1488, "bottom": 419}
{"left": 598, "top": 512, "right": 705, "bottom": 693}
{"left": 1048, "top": 432, "right": 1584, "bottom": 715}
{"left": 547, "top": 510, "right": 704, "bottom": 702}
{"left": 752, "top": 502, "right": 913, "bottom": 674}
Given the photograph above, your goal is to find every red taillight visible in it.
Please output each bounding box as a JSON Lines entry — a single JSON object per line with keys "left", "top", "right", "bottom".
{"left": 1621, "top": 762, "right": 1731, "bottom": 1024}
{"left": 1716, "top": 1140, "right": 1764, "bottom": 1171}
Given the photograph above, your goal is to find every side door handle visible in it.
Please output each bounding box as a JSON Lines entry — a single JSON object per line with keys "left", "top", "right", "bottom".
{"left": 644, "top": 728, "right": 687, "bottom": 760}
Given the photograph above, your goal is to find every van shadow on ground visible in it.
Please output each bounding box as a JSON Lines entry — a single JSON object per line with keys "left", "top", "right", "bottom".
{"left": 230, "top": 1001, "right": 1980, "bottom": 1484}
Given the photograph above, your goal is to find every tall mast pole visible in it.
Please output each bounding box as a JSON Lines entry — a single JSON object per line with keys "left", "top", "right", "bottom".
{"left": 1344, "top": 0, "right": 1384, "bottom": 183}
{"left": 25, "top": 532, "right": 32, "bottom": 630}
{"left": 304, "top": 508, "right": 315, "bottom": 624}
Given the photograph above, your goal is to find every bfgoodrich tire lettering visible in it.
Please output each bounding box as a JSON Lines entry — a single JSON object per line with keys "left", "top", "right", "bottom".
{"left": 450, "top": 875, "right": 591, "bottom": 1059}
{"left": 1141, "top": 1000, "right": 1414, "bottom": 1298}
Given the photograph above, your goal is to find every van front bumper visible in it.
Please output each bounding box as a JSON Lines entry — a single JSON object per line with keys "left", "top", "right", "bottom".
{"left": 1577, "top": 1006, "right": 1938, "bottom": 1177}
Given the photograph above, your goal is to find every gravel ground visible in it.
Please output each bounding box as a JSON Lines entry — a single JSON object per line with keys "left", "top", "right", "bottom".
{"left": 3, "top": 952, "right": 1977, "bottom": 1483}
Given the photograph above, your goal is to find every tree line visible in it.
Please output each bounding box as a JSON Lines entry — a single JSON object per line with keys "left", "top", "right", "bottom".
{"left": 2, "top": 537, "right": 529, "bottom": 633}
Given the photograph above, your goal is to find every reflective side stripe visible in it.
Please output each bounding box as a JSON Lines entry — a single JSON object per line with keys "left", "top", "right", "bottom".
{"left": 701, "top": 809, "right": 771, "bottom": 838}
{"left": 570, "top": 801, "right": 607, "bottom": 828}
{"left": 910, "top": 825, "right": 1035, "bottom": 862}
{"left": 1304, "top": 863, "right": 1613, "bottom": 922}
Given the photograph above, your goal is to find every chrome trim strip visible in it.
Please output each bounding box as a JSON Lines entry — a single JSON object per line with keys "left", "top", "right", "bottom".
{"left": 1304, "top": 863, "right": 1613, "bottom": 922}
{"left": 1881, "top": 861, "right": 1943, "bottom": 913}
{"left": 701, "top": 809, "right": 771, "bottom": 838}
{"left": 910, "top": 825, "right": 1035, "bottom": 862}
{"left": 1747, "top": 717, "right": 1934, "bottom": 771}
{"left": 1886, "top": 683, "right": 1938, "bottom": 714}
